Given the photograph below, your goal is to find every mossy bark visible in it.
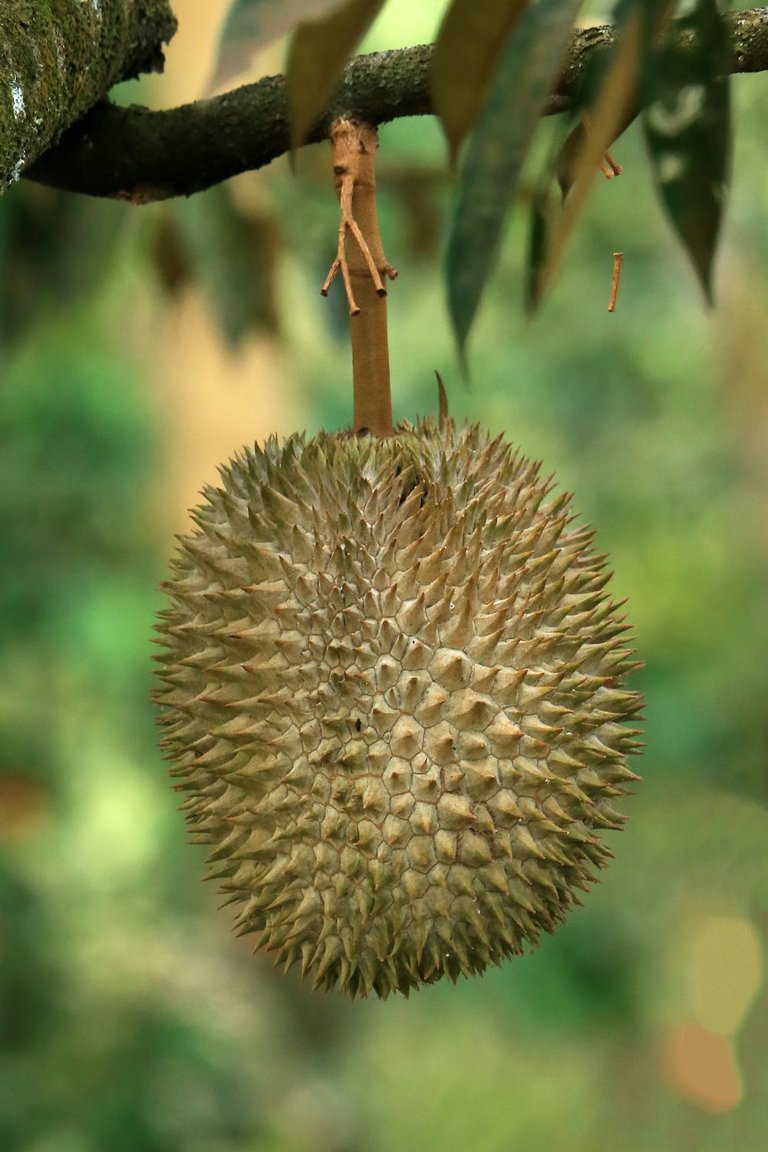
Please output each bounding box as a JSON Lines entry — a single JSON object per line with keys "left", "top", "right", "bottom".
{"left": 0, "top": 0, "right": 176, "bottom": 192}
{"left": 25, "top": 6, "right": 768, "bottom": 203}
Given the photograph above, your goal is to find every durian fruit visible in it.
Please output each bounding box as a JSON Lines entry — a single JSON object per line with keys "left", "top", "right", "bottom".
{"left": 155, "top": 418, "right": 642, "bottom": 998}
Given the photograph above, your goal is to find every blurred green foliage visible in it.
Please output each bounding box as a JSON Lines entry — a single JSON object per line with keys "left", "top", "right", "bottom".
{"left": 1, "top": 4, "right": 768, "bottom": 1151}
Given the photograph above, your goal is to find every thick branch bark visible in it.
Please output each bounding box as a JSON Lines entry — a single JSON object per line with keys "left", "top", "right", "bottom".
{"left": 1, "top": 0, "right": 176, "bottom": 193}
{"left": 24, "top": 6, "right": 768, "bottom": 203}
{"left": 25, "top": 45, "right": 435, "bottom": 202}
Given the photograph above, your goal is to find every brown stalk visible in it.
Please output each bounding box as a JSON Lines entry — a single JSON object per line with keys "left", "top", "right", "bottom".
{"left": 322, "top": 118, "right": 397, "bottom": 436}
{"left": 608, "top": 251, "right": 624, "bottom": 312}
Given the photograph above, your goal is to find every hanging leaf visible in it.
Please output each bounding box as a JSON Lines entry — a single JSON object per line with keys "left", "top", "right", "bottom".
{"left": 0, "top": 184, "right": 125, "bottom": 346}
{"left": 642, "top": 0, "right": 731, "bottom": 302}
{"left": 445, "top": 0, "right": 583, "bottom": 361}
{"left": 529, "top": 15, "right": 641, "bottom": 312}
{"left": 210, "top": 0, "right": 343, "bottom": 91}
{"left": 151, "top": 211, "right": 194, "bottom": 299}
{"left": 525, "top": 183, "right": 553, "bottom": 312}
{"left": 286, "top": 0, "right": 386, "bottom": 150}
{"left": 552, "top": 0, "right": 651, "bottom": 202}
{"left": 555, "top": 91, "right": 638, "bottom": 201}
{"left": 611, "top": 0, "right": 674, "bottom": 41}
{"left": 431, "top": 0, "right": 531, "bottom": 168}
{"left": 164, "top": 186, "right": 281, "bottom": 346}
{"left": 382, "top": 166, "right": 446, "bottom": 261}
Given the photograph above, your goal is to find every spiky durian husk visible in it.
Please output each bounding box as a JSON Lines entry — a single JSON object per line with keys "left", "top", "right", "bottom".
{"left": 155, "top": 420, "right": 642, "bottom": 998}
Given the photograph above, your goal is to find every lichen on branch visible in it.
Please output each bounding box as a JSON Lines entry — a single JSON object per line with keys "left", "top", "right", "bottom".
{"left": 0, "top": 0, "right": 176, "bottom": 193}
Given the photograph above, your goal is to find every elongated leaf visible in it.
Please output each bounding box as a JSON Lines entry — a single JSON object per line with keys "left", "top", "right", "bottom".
{"left": 166, "top": 187, "right": 280, "bottom": 347}
{"left": 0, "top": 184, "right": 125, "bottom": 346}
{"left": 445, "top": 0, "right": 582, "bottom": 360}
{"left": 211, "top": 0, "right": 342, "bottom": 90}
{"left": 530, "top": 16, "right": 641, "bottom": 312}
{"left": 286, "top": 0, "right": 386, "bottom": 149}
{"left": 611, "top": 0, "right": 674, "bottom": 41}
{"left": 525, "top": 183, "right": 553, "bottom": 312}
{"left": 642, "top": 0, "right": 731, "bottom": 302}
{"left": 553, "top": 0, "right": 652, "bottom": 201}
{"left": 432, "top": 0, "right": 530, "bottom": 167}
{"left": 555, "top": 92, "right": 638, "bottom": 201}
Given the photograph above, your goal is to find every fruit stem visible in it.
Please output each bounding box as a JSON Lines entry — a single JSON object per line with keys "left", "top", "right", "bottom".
{"left": 322, "top": 118, "right": 397, "bottom": 436}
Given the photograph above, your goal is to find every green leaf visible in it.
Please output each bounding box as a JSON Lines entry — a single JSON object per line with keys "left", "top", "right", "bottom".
{"left": 165, "top": 186, "right": 280, "bottom": 347}
{"left": 555, "top": 87, "right": 639, "bottom": 202}
{"left": 525, "top": 183, "right": 553, "bottom": 313}
{"left": 431, "top": 0, "right": 530, "bottom": 167}
{"left": 286, "top": 0, "right": 386, "bottom": 150}
{"left": 611, "top": 0, "right": 674, "bottom": 39}
{"left": 0, "top": 184, "right": 125, "bottom": 346}
{"left": 445, "top": 0, "right": 583, "bottom": 360}
{"left": 642, "top": 0, "right": 731, "bottom": 302}
{"left": 211, "top": 0, "right": 343, "bottom": 90}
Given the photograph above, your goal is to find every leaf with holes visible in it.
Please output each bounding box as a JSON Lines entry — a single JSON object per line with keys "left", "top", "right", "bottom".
{"left": 642, "top": 0, "right": 731, "bottom": 302}
{"left": 445, "top": 0, "right": 582, "bottom": 361}
{"left": 211, "top": 0, "right": 343, "bottom": 90}
{"left": 286, "top": 0, "right": 386, "bottom": 149}
{"left": 432, "top": 0, "right": 531, "bottom": 167}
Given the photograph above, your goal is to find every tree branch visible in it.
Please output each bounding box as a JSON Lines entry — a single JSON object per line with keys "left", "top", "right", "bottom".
{"left": 24, "top": 6, "right": 768, "bottom": 203}
{"left": 0, "top": 0, "right": 177, "bottom": 194}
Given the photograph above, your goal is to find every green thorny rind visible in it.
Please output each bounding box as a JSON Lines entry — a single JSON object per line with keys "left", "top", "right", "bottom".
{"left": 155, "top": 419, "right": 643, "bottom": 999}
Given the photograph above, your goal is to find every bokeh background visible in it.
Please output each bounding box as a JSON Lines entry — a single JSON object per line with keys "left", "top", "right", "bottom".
{"left": 2, "top": 2, "right": 767, "bottom": 1149}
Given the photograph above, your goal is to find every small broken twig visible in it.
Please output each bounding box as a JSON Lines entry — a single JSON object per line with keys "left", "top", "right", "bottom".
{"left": 322, "top": 124, "right": 397, "bottom": 315}
{"left": 608, "top": 251, "right": 624, "bottom": 312}
{"left": 600, "top": 151, "right": 622, "bottom": 179}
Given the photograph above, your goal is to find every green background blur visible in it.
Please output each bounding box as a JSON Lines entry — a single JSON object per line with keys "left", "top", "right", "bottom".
{"left": 1, "top": 3, "right": 767, "bottom": 1150}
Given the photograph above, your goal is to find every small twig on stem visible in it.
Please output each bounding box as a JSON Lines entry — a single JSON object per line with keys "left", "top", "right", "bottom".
{"left": 600, "top": 151, "right": 622, "bottom": 179}
{"left": 322, "top": 166, "right": 396, "bottom": 314}
{"left": 582, "top": 113, "right": 623, "bottom": 182}
{"left": 322, "top": 119, "right": 396, "bottom": 436}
